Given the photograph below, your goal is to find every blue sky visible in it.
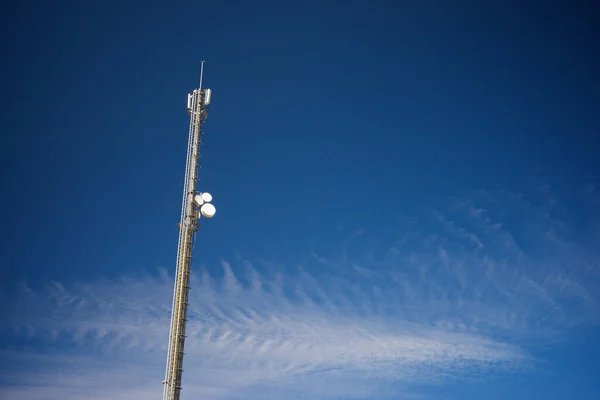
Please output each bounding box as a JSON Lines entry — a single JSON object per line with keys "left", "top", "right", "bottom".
{"left": 1, "top": 0, "right": 599, "bottom": 399}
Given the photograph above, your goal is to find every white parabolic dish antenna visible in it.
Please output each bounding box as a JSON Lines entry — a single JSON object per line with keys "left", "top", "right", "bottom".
{"left": 201, "top": 192, "right": 213, "bottom": 203}
{"left": 200, "top": 203, "right": 216, "bottom": 218}
{"left": 194, "top": 194, "right": 204, "bottom": 206}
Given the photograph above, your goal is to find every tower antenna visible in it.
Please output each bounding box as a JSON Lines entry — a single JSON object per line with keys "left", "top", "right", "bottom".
{"left": 162, "top": 62, "right": 216, "bottom": 400}
{"left": 199, "top": 60, "right": 205, "bottom": 90}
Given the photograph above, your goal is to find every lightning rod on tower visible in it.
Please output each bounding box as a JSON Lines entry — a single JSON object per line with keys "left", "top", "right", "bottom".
{"left": 162, "top": 61, "right": 216, "bottom": 400}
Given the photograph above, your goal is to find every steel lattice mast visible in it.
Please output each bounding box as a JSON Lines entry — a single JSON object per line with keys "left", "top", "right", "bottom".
{"left": 162, "top": 61, "right": 215, "bottom": 400}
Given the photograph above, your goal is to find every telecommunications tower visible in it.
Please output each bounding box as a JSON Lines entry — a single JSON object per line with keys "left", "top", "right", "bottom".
{"left": 162, "top": 61, "right": 216, "bottom": 400}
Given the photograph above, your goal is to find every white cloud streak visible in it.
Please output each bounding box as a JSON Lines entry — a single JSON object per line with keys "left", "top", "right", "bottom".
{"left": 2, "top": 185, "right": 599, "bottom": 400}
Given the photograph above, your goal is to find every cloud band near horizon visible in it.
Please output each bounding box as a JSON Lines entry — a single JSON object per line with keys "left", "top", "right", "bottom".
{"left": 1, "top": 186, "right": 598, "bottom": 400}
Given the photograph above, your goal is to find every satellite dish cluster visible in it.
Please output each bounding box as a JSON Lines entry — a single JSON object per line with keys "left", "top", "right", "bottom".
{"left": 194, "top": 192, "right": 216, "bottom": 218}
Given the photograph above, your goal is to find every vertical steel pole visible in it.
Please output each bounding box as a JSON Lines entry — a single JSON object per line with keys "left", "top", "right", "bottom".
{"left": 163, "top": 74, "right": 208, "bottom": 400}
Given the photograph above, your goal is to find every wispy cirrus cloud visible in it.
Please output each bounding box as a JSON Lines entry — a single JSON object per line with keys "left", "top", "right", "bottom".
{"left": 1, "top": 184, "right": 599, "bottom": 400}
